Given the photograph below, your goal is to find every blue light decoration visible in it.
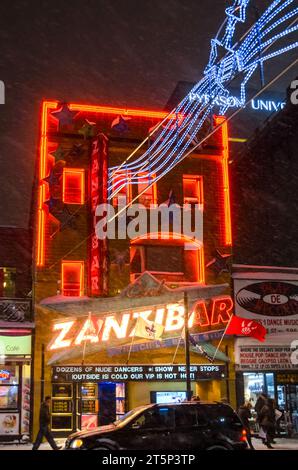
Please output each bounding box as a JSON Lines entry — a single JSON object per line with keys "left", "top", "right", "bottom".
{"left": 108, "top": 0, "right": 298, "bottom": 201}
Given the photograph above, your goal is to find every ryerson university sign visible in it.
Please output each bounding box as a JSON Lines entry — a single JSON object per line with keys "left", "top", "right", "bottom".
{"left": 188, "top": 92, "right": 286, "bottom": 113}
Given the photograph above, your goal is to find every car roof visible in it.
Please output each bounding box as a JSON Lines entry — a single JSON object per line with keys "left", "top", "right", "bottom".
{"left": 154, "top": 401, "right": 232, "bottom": 407}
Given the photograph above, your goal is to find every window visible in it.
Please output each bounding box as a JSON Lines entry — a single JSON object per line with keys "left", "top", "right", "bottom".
{"left": 111, "top": 171, "right": 131, "bottom": 207}
{"left": 61, "top": 261, "right": 84, "bottom": 296}
{"left": 0, "top": 268, "right": 16, "bottom": 297}
{"left": 62, "top": 168, "right": 85, "bottom": 204}
{"left": 132, "top": 407, "right": 174, "bottom": 429}
{"left": 146, "top": 246, "right": 183, "bottom": 273}
{"left": 138, "top": 172, "right": 157, "bottom": 208}
{"left": 175, "top": 406, "right": 198, "bottom": 427}
{"left": 183, "top": 175, "right": 203, "bottom": 205}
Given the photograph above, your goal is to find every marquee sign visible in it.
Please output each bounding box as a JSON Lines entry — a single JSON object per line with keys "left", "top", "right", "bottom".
{"left": 48, "top": 296, "right": 233, "bottom": 351}
{"left": 52, "top": 364, "right": 226, "bottom": 382}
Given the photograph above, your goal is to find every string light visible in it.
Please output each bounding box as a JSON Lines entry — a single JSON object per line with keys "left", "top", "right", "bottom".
{"left": 108, "top": 0, "right": 298, "bottom": 200}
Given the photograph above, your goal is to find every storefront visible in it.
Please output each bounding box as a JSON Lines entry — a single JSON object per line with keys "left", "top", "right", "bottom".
{"left": 33, "top": 276, "right": 234, "bottom": 437}
{"left": 235, "top": 338, "right": 298, "bottom": 434}
{"left": 49, "top": 363, "right": 227, "bottom": 436}
{"left": 0, "top": 329, "right": 33, "bottom": 441}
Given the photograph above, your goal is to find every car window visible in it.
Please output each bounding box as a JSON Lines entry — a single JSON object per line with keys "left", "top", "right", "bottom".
{"left": 204, "top": 404, "right": 241, "bottom": 427}
{"left": 132, "top": 407, "right": 175, "bottom": 429}
{"left": 175, "top": 405, "right": 208, "bottom": 427}
{"left": 175, "top": 406, "right": 197, "bottom": 427}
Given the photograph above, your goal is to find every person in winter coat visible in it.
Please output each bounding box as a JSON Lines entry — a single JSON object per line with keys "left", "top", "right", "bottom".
{"left": 259, "top": 398, "right": 276, "bottom": 449}
{"left": 32, "top": 396, "right": 62, "bottom": 450}
{"left": 255, "top": 392, "right": 267, "bottom": 421}
{"left": 238, "top": 401, "right": 255, "bottom": 450}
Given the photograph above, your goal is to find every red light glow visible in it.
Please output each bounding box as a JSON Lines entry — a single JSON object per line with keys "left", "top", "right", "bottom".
{"left": 61, "top": 261, "right": 84, "bottom": 297}
{"left": 215, "top": 116, "right": 232, "bottom": 246}
{"left": 62, "top": 168, "right": 85, "bottom": 204}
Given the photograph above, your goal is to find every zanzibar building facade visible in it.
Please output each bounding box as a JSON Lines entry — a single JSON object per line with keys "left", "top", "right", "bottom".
{"left": 32, "top": 100, "right": 236, "bottom": 436}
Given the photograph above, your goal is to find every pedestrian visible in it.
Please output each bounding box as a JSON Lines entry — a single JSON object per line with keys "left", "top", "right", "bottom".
{"left": 238, "top": 401, "right": 255, "bottom": 450}
{"left": 255, "top": 392, "right": 267, "bottom": 421}
{"left": 32, "top": 396, "right": 62, "bottom": 450}
{"left": 259, "top": 398, "right": 276, "bottom": 449}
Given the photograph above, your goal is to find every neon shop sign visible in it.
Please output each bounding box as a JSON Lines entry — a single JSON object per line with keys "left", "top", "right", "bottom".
{"left": 189, "top": 92, "right": 285, "bottom": 113}
{"left": 48, "top": 296, "right": 233, "bottom": 351}
{"left": 0, "top": 370, "right": 10, "bottom": 381}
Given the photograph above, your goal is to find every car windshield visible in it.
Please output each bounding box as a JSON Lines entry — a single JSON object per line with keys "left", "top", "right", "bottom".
{"left": 113, "top": 405, "right": 152, "bottom": 427}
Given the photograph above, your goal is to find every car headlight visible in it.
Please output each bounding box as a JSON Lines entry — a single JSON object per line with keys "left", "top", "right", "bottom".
{"left": 70, "top": 438, "right": 84, "bottom": 449}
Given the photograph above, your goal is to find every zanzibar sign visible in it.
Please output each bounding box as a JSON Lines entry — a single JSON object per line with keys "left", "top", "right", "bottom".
{"left": 48, "top": 296, "right": 233, "bottom": 351}
{"left": 52, "top": 364, "right": 226, "bottom": 382}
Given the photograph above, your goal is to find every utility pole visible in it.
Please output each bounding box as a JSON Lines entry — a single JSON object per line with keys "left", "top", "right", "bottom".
{"left": 184, "top": 291, "right": 192, "bottom": 401}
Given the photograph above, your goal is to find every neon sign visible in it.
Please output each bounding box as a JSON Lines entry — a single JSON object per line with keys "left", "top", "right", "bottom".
{"left": 0, "top": 370, "right": 10, "bottom": 381}
{"left": 189, "top": 92, "right": 286, "bottom": 113}
{"left": 48, "top": 296, "right": 233, "bottom": 351}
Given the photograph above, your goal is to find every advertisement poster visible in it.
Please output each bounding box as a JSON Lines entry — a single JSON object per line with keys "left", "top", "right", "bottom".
{"left": 233, "top": 276, "right": 298, "bottom": 335}
{"left": 81, "top": 414, "right": 98, "bottom": 431}
{"left": 235, "top": 343, "right": 296, "bottom": 371}
{"left": 0, "top": 413, "right": 19, "bottom": 435}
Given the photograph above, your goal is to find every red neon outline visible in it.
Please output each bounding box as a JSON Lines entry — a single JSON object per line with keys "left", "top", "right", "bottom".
{"left": 214, "top": 116, "right": 232, "bottom": 246}
{"left": 61, "top": 260, "right": 84, "bottom": 297}
{"left": 36, "top": 101, "right": 179, "bottom": 267}
{"left": 62, "top": 168, "right": 85, "bottom": 205}
{"left": 210, "top": 296, "right": 233, "bottom": 325}
{"left": 191, "top": 300, "right": 210, "bottom": 327}
{"left": 111, "top": 170, "right": 132, "bottom": 206}
{"left": 183, "top": 175, "right": 204, "bottom": 206}
{"left": 68, "top": 103, "right": 180, "bottom": 120}
{"left": 37, "top": 101, "right": 59, "bottom": 266}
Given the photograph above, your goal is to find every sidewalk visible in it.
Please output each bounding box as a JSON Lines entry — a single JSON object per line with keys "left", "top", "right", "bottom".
{"left": 0, "top": 437, "right": 298, "bottom": 451}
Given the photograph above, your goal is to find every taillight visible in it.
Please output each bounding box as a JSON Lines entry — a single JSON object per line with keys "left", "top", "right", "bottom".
{"left": 241, "top": 428, "right": 247, "bottom": 441}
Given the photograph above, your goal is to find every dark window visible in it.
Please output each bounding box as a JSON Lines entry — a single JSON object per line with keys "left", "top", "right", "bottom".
{"left": 175, "top": 406, "right": 197, "bottom": 427}
{"left": 203, "top": 404, "right": 241, "bottom": 426}
{"left": 146, "top": 246, "right": 183, "bottom": 273}
{"left": 133, "top": 407, "right": 174, "bottom": 429}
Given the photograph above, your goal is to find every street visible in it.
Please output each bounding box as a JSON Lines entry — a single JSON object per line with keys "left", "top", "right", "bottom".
{"left": 0, "top": 437, "right": 298, "bottom": 451}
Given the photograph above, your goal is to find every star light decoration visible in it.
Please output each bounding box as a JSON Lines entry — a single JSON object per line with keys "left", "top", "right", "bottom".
{"left": 50, "top": 146, "right": 67, "bottom": 163}
{"left": 205, "top": 250, "right": 232, "bottom": 276}
{"left": 78, "top": 120, "right": 97, "bottom": 139}
{"left": 51, "top": 103, "right": 78, "bottom": 128}
{"left": 108, "top": 0, "right": 298, "bottom": 201}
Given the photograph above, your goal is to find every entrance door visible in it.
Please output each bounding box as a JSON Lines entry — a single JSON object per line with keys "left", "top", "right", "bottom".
{"left": 99, "top": 383, "right": 116, "bottom": 425}
{"left": 277, "top": 384, "right": 298, "bottom": 433}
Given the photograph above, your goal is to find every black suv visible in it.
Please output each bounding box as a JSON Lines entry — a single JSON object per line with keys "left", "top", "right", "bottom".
{"left": 65, "top": 402, "right": 248, "bottom": 450}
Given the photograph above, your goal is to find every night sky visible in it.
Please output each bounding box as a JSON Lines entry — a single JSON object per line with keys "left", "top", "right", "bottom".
{"left": 0, "top": 0, "right": 296, "bottom": 227}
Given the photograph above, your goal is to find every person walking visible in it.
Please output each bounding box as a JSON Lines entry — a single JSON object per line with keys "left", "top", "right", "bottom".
{"left": 238, "top": 401, "right": 255, "bottom": 450}
{"left": 32, "top": 396, "right": 62, "bottom": 450}
{"left": 255, "top": 392, "right": 267, "bottom": 420}
{"left": 259, "top": 398, "right": 276, "bottom": 449}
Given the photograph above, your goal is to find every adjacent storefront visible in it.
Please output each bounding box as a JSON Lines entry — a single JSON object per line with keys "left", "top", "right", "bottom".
{"left": 0, "top": 330, "right": 33, "bottom": 441}
{"left": 233, "top": 265, "right": 298, "bottom": 434}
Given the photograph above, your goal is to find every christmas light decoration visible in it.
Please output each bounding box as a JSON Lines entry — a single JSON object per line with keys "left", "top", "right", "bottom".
{"left": 108, "top": 0, "right": 298, "bottom": 200}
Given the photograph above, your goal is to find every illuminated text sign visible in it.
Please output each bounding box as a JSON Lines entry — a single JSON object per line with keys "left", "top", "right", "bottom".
{"left": 52, "top": 364, "right": 226, "bottom": 382}
{"left": 48, "top": 296, "right": 233, "bottom": 351}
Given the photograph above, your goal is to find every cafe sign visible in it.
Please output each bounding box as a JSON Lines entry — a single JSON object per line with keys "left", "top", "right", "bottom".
{"left": 0, "top": 334, "right": 31, "bottom": 356}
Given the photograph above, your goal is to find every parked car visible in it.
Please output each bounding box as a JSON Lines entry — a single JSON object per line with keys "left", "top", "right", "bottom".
{"left": 64, "top": 402, "right": 248, "bottom": 450}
